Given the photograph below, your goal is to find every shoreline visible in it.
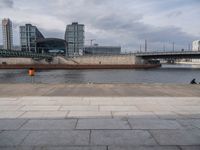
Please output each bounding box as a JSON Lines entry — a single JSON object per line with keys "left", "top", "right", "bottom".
{"left": 0, "top": 64, "right": 161, "bottom": 70}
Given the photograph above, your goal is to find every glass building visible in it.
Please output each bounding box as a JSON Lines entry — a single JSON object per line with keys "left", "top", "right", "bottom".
{"left": 65, "top": 22, "right": 84, "bottom": 57}
{"left": 84, "top": 45, "right": 121, "bottom": 55}
{"left": 36, "top": 38, "right": 67, "bottom": 55}
{"left": 192, "top": 40, "right": 200, "bottom": 51}
{"left": 20, "top": 24, "right": 44, "bottom": 52}
{"left": 2, "top": 18, "right": 13, "bottom": 50}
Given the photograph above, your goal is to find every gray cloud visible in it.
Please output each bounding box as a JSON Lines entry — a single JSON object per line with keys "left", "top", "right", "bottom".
{"left": 0, "top": 0, "right": 199, "bottom": 51}
{"left": 0, "top": 0, "right": 13, "bottom": 8}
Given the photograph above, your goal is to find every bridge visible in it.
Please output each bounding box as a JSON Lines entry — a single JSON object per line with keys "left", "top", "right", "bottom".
{"left": 135, "top": 51, "right": 200, "bottom": 59}
{"left": 0, "top": 49, "right": 53, "bottom": 60}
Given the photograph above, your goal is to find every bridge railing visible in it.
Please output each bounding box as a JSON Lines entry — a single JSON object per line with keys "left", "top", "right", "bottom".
{"left": 0, "top": 49, "right": 53, "bottom": 59}
{"left": 134, "top": 51, "right": 200, "bottom": 56}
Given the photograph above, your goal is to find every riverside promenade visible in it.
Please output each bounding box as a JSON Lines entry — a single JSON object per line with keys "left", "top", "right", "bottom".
{"left": 0, "top": 84, "right": 200, "bottom": 150}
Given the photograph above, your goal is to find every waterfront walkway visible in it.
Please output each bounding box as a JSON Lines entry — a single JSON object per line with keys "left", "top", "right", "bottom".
{"left": 0, "top": 84, "right": 200, "bottom": 97}
{"left": 0, "top": 84, "right": 200, "bottom": 149}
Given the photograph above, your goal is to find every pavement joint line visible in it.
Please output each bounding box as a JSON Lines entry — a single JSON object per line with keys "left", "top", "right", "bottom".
{"left": 110, "top": 111, "right": 114, "bottom": 118}
{"left": 17, "top": 119, "right": 30, "bottom": 130}
{"left": 126, "top": 118, "right": 133, "bottom": 129}
{"left": 18, "top": 130, "right": 31, "bottom": 146}
{"left": 74, "top": 119, "right": 79, "bottom": 129}
{"left": 147, "top": 129, "right": 161, "bottom": 146}
{"left": 64, "top": 111, "right": 70, "bottom": 119}
{"left": 57, "top": 105, "right": 62, "bottom": 111}
{"left": 17, "top": 111, "right": 27, "bottom": 119}
{"left": 177, "top": 145, "right": 183, "bottom": 150}
{"left": 42, "top": 87, "right": 57, "bottom": 96}
{"left": 18, "top": 104, "right": 26, "bottom": 111}
{"left": 89, "top": 130, "right": 92, "bottom": 145}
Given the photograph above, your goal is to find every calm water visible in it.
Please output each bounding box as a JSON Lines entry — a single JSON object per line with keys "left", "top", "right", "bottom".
{"left": 0, "top": 64, "right": 200, "bottom": 84}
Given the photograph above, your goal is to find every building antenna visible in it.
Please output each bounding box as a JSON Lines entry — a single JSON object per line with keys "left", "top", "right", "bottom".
{"left": 145, "top": 40, "right": 147, "bottom": 52}
{"left": 90, "top": 39, "right": 96, "bottom": 46}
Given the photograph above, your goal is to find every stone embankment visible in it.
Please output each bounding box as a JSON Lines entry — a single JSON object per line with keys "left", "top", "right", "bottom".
{"left": 0, "top": 54, "right": 144, "bottom": 65}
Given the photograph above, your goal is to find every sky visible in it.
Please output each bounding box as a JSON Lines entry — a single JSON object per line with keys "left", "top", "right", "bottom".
{"left": 0, "top": 0, "right": 200, "bottom": 52}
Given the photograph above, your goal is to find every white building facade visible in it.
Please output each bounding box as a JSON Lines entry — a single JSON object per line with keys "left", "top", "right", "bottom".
{"left": 191, "top": 40, "right": 200, "bottom": 63}
{"left": 192, "top": 40, "right": 200, "bottom": 51}
{"left": 65, "top": 22, "right": 85, "bottom": 57}
{"left": 2, "top": 18, "right": 13, "bottom": 50}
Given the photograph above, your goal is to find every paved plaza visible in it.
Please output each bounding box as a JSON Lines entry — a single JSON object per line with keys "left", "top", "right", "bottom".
{"left": 0, "top": 84, "right": 200, "bottom": 149}
{"left": 0, "top": 96, "right": 200, "bottom": 149}
{"left": 0, "top": 84, "right": 200, "bottom": 97}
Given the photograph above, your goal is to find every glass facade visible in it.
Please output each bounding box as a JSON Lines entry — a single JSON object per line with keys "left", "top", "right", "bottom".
{"left": 36, "top": 38, "right": 67, "bottom": 55}
{"left": 20, "top": 24, "right": 44, "bottom": 52}
{"left": 65, "top": 22, "right": 84, "bottom": 57}
{"left": 84, "top": 46, "right": 121, "bottom": 55}
{"left": 2, "top": 18, "right": 13, "bottom": 50}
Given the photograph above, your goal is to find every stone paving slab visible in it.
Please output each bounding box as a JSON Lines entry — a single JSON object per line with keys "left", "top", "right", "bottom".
{"left": 0, "top": 119, "right": 27, "bottom": 130}
{"left": 22, "top": 131, "right": 90, "bottom": 146}
{"left": 112, "top": 111, "right": 158, "bottom": 119}
{"left": 20, "top": 106, "right": 60, "bottom": 111}
{"left": 19, "top": 111, "right": 68, "bottom": 119}
{"left": 100, "top": 106, "right": 138, "bottom": 112}
{"left": 0, "top": 147, "right": 34, "bottom": 150}
{"left": 180, "top": 146, "right": 200, "bottom": 150}
{"left": 0, "top": 131, "right": 29, "bottom": 146}
{"left": 128, "top": 119, "right": 183, "bottom": 129}
{"left": 67, "top": 111, "right": 112, "bottom": 118}
{"left": 0, "top": 105, "right": 22, "bottom": 111}
{"left": 177, "top": 119, "right": 200, "bottom": 129}
{"left": 41, "top": 146, "right": 107, "bottom": 150}
{"left": 1, "top": 96, "right": 200, "bottom": 148}
{"left": 21, "top": 119, "right": 77, "bottom": 130}
{"left": 0, "top": 111, "right": 25, "bottom": 119}
{"left": 76, "top": 118, "right": 130, "bottom": 129}
{"left": 60, "top": 106, "right": 98, "bottom": 111}
{"left": 108, "top": 146, "right": 180, "bottom": 150}
{"left": 153, "top": 111, "right": 181, "bottom": 119}
{"left": 150, "top": 129, "right": 200, "bottom": 145}
{"left": 91, "top": 130, "right": 157, "bottom": 146}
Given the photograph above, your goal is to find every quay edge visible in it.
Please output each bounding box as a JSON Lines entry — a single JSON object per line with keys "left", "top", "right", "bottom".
{"left": 0, "top": 64, "right": 161, "bottom": 70}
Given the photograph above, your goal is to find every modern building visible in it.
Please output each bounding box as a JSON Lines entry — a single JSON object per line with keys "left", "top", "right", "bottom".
{"left": 20, "top": 24, "right": 44, "bottom": 52}
{"left": 84, "top": 44, "right": 121, "bottom": 55}
{"left": 65, "top": 22, "right": 84, "bottom": 57}
{"left": 36, "top": 38, "right": 67, "bottom": 55}
{"left": 2, "top": 18, "right": 13, "bottom": 50}
{"left": 192, "top": 40, "right": 200, "bottom": 51}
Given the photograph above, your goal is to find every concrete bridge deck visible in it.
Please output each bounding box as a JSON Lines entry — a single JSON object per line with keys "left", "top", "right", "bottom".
{"left": 0, "top": 84, "right": 200, "bottom": 149}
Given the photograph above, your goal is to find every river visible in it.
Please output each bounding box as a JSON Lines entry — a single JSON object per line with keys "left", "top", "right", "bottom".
{"left": 0, "top": 64, "right": 200, "bottom": 84}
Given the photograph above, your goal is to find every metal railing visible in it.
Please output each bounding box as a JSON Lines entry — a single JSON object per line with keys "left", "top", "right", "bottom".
{"left": 0, "top": 49, "right": 53, "bottom": 59}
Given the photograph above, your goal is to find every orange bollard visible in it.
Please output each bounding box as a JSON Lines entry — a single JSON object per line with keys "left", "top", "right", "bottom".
{"left": 28, "top": 68, "right": 35, "bottom": 76}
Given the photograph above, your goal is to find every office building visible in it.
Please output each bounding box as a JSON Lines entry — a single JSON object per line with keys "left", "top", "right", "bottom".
{"left": 192, "top": 40, "right": 200, "bottom": 51}
{"left": 2, "top": 18, "right": 13, "bottom": 50}
{"left": 84, "top": 44, "right": 121, "bottom": 55}
{"left": 20, "top": 24, "right": 44, "bottom": 52}
{"left": 65, "top": 22, "right": 84, "bottom": 57}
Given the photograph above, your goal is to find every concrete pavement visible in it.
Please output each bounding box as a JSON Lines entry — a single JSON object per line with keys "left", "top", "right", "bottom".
{"left": 0, "top": 84, "right": 200, "bottom": 97}
{"left": 0, "top": 96, "right": 200, "bottom": 149}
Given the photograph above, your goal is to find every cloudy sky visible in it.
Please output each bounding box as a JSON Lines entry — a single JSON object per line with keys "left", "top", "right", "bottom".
{"left": 0, "top": 0, "right": 200, "bottom": 52}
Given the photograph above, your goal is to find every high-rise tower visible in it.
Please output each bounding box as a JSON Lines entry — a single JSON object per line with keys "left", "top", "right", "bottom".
{"left": 20, "top": 24, "right": 44, "bottom": 52}
{"left": 2, "top": 18, "right": 13, "bottom": 50}
{"left": 65, "top": 22, "right": 84, "bottom": 57}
